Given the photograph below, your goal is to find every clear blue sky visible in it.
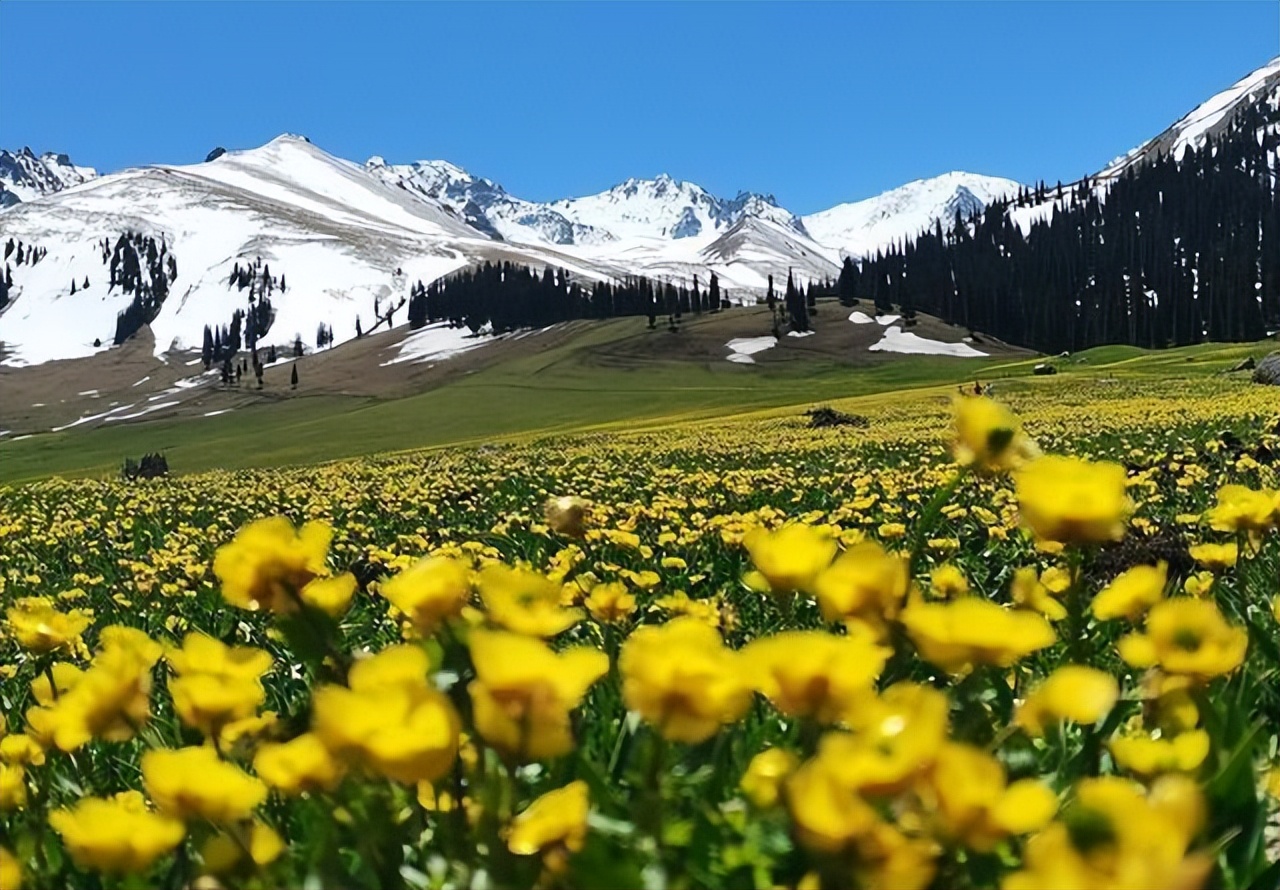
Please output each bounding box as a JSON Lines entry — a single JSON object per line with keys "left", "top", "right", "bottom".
{"left": 1, "top": 1, "right": 1275, "bottom": 214}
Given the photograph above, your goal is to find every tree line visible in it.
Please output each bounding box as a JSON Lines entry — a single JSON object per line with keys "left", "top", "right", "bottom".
{"left": 843, "top": 98, "right": 1280, "bottom": 353}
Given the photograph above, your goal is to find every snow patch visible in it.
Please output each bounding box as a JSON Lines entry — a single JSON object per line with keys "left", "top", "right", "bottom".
{"left": 725, "top": 336, "right": 777, "bottom": 364}
{"left": 786, "top": 330, "right": 815, "bottom": 338}
{"left": 876, "top": 314, "right": 900, "bottom": 326}
{"left": 849, "top": 311, "right": 875, "bottom": 324}
{"left": 868, "top": 327, "right": 987, "bottom": 357}
{"left": 382, "top": 322, "right": 493, "bottom": 366}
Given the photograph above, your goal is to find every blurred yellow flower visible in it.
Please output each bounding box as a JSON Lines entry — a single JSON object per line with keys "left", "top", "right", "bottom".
{"left": 299, "top": 572, "right": 357, "bottom": 616}
{"left": 743, "top": 524, "right": 836, "bottom": 593}
{"left": 478, "top": 564, "right": 583, "bottom": 637}
{"left": 507, "top": 780, "right": 590, "bottom": 859}
{"left": 951, "top": 395, "right": 1039, "bottom": 473}
{"left": 379, "top": 555, "right": 471, "bottom": 636}
{"left": 1015, "top": 665, "right": 1119, "bottom": 736}
{"left": 742, "top": 630, "right": 888, "bottom": 723}
{"left": 254, "top": 733, "right": 345, "bottom": 795}
{"left": 901, "top": 598, "right": 1056, "bottom": 672}
{"left": 1015, "top": 456, "right": 1130, "bottom": 544}
{"left": 926, "top": 742, "right": 1057, "bottom": 851}
{"left": 584, "top": 581, "right": 637, "bottom": 624}
{"left": 620, "top": 617, "right": 751, "bottom": 743}
{"left": 213, "top": 515, "right": 333, "bottom": 613}
{"left": 143, "top": 746, "right": 267, "bottom": 823}
{"left": 1206, "top": 484, "right": 1277, "bottom": 537}
{"left": 1093, "top": 562, "right": 1167, "bottom": 622}
{"left": 1187, "top": 541, "right": 1237, "bottom": 571}
{"left": 928, "top": 563, "right": 969, "bottom": 599}
{"left": 48, "top": 796, "right": 185, "bottom": 875}
{"left": 5, "top": 597, "right": 90, "bottom": 653}
{"left": 741, "top": 748, "right": 799, "bottom": 809}
{"left": 468, "top": 630, "right": 606, "bottom": 761}
{"left": 1110, "top": 730, "right": 1210, "bottom": 777}
{"left": 313, "top": 646, "right": 460, "bottom": 784}
{"left": 812, "top": 542, "right": 909, "bottom": 629}
{"left": 1118, "top": 598, "right": 1247, "bottom": 681}
{"left": 1010, "top": 567, "right": 1067, "bottom": 621}
{"left": 827, "top": 683, "right": 950, "bottom": 795}
{"left": 25, "top": 642, "right": 157, "bottom": 751}
{"left": 0, "top": 764, "right": 25, "bottom": 810}
{"left": 167, "top": 633, "right": 271, "bottom": 738}
{"left": 0, "top": 846, "right": 19, "bottom": 890}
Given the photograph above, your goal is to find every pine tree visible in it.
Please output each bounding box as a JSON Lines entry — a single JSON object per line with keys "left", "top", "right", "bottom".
{"left": 201, "top": 326, "right": 214, "bottom": 369}
{"left": 290, "top": 364, "right": 298, "bottom": 389}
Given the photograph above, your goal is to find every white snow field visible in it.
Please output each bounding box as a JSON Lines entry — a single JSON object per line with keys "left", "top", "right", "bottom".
{"left": 849, "top": 311, "right": 875, "bottom": 324}
{"left": 725, "top": 336, "right": 777, "bottom": 364}
{"left": 382, "top": 322, "right": 494, "bottom": 366}
{"left": 868, "top": 326, "right": 987, "bottom": 357}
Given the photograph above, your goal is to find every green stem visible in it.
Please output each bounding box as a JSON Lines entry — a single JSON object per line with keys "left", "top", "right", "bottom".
{"left": 907, "top": 470, "right": 966, "bottom": 576}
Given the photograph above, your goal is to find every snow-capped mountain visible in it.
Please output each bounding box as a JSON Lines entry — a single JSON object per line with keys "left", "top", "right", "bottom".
{"left": 802, "top": 172, "right": 1021, "bottom": 258}
{"left": 0, "top": 148, "right": 97, "bottom": 207}
{"left": 547, "top": 174, "right": 810, "bottom": 242}
{"left": 365, "top": 157, "right": 613, "bottom": 246}
{"left": 1099, "top": 56, "right": 1280, "bottom": 179}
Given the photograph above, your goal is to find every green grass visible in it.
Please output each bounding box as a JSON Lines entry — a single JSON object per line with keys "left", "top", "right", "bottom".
{"left": 1, "top": 333, "right": 1273, "bottom": 485}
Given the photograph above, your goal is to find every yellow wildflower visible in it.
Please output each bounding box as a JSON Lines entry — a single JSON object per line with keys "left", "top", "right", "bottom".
{"left": 379, "top": 555, "right": 471, "bottom": 636}
{"left": 468, "top": 630, "right": 606, "bottom": 761}
{"left": 143, "top": 746, "right": 266, "bottom": 823}
{"left": 620, "top": 617, "right": 751, "bottom": 744}
{"left": 1015, "top": 665, "right": 1119, "bottom": 736}
{"left": 926, "top": 742, "right": 1058, "bottom": 851}
{"left": 741, "top": 748, "right": 799, "bottom": 808}
{"left": 299, "top": 572, "right": 357, "bottom": 616}
{"left": 0, "top": 764, "right": 25, "bottom": 810}
{"left": 5, "top": 597, "right": 90, "bottom": 653}
{"left": 1015, "top": 456, "right": 1130, "bottom": 544}
{"left": 928, "top": 563, "right": 969, "bottom": 599}
{"left": 212, "top": 515, "right": 333, "bottom": 613}
{"left": 254, "top": 733, "right": 345, "bottom": 795}
{"left": 1206, "top": 484, "right": 1277, "bottom": 537}
{"left": 901, "top": 598, "right": 1056, "bottom": 672}
{"left": 951, "top": 395, "right": 1039, "bottom": 472}
{"left": 1118, "top": 598, "right": 1247, "bottom": 681}
{"left": 0, "top": 846, "right": 19, "bottom": 890}
{"left": 1093, "top": 562, "right": 1167, "bottom": 622}
{"left": 812, "top": 542, "right": 909, "bottom": 629}
{"left": 742, "top": 630, "right": 888, "bottom": 723}
{"left": 743, "top": 524, "right": 836, "bottom": 593}
{"left": 1187, "top": 541, "right": 1237, "bottom": 572}
{"left": 166, "top": 633, "right": 271, "bottom": 738}
{"left": 478, "top": 564, "right": 583, "bottom": 637}
{"left": 48, "top": 796, "right": 185, "bottom": 875}
{"left": 827, "top": 683, "right": 950, "bottom": 795}
{"left": 507, "top": 781, "right": 590, "bottom": 860}
{"left": 1010, "top": 567, "right": 1067, "bottom": 620}
{"left": 1110, "top": 730, "right": 1211, "bottom": 777}
{"left": 584, "top": 581, "right": 637, "bottom": 623}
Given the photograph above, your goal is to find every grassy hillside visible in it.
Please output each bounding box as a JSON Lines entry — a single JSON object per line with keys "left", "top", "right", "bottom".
{"left": 0, "top": 304, "right": 1272, "bottom": 484}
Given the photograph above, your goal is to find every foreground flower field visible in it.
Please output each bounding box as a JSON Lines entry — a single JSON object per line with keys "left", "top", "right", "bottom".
{"left": 1, "top": 376, "right": 1278, "bottom": 890}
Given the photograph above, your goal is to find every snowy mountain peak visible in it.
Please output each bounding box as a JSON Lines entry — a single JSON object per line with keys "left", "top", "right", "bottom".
{"left": 0, "top": 148, "right": 98, "bottom": 208}
{"left": 802, "top": 171, "right": 1022, "bottom": 257}
{"left": 1100, "top": 56, "right": 1280, "bottom": 178}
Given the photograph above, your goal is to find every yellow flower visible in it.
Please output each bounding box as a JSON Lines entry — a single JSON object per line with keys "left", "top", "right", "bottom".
{"left": 478, "top": 564, "right": 583, "bottom": 637}
{"left": 926, "top": 742, "right": 1058, "bottom": 851}
{"left": 468, "top": 630, "right": 607, "bottom": 761}
{"left": 1015, "top": 456, "right": 1131, "bottom": 544}
{"left": 742, "top": 630, "right": 888, "bottom": 723}
{"left": 1206, "top": 484, "right": 1278, "bottom": 536}
{"left": 1015, "top": 665, "right": 1119, "bottom": 736}
{"left": 0, "top": 734, "right": 45, "bottom": 767}
{"left": 299, "top": 572, "right": 357, "bottom": 616}
{"left": 812, "top": 542, "right": 909, "bottom": 628}
{"left": 379, "top": 555, "right": 471, "bottom": 636}
{"left": 544, "top": 496, "right": 589, "bottom": 538}
{"left": 928, "top": 563, "right": 969, "bottom": 599}
{"left": 0, "top": 846, "right": 19, "bottom": 890}
{"left": 1119, "top": 598, "right": 1248, "bottom": 681}
{"left": 143, "top": 746, "right": 267, "bottom": 823}
{"left": 743, "top": 524, "right": 836, "bottom": 593}
{"left": 254, "top": 733, "right": 345, "bottom": 795}
{"left": 212, "top": 515, "right": 333, "bottom": 613}
{"left": 901, "top": 598, "right": 1056, "bottom": 672}
{"left": 49, "top": 796, "right": 185, "bottom": 874}
{"left": 4, "top": 597, "right": 90, "bottom": 653}
{"left": 620, "top": 617, "right": 751, "bottom": 744}
{"left": 507, "top": 781, "right": 590, "bottom": 858}
{"left": 1004, "top": 776, "right": 1211, "bottom": 890}
{"left": 1093, "top": 562, "right": 1167, "bottom": 622}
{"left": 0, "top": 764, "right": 25, "bottom": 810}
{"left": 312, "top": 646, "right": 460, "bottom": 784}
{"left": 166, "top": 633, "right": 272, "bottom": 738}
{"left": 1010, "top": 567, "right": 1067, "bottom": 621}
{"left": 200, "top": 821, "right": 284, "bottom": 874}
{"left": 951, "top": 395, "right": 1039, "bottom": 473}
{"left": 825, "top": 683, "right": 950, "bottom": 795}
{"left": 1183, "top": 571, "right": 1216, "bottom": 597}
{"left": 25, "top": 643, "right": 157, "bottom": 751}
{"left": 1187, "top": 542, "right": 1237, "bottom": 572}
{"left": 878, "top": 522, "right": 907, "bottom": 540}
{"left": 584, "top": 581, "right": 637, "bottom": 624}
{"left": 741, "top": 748, "right": 799, "bottom": 808}
{"left": 784, "top": 754, "right": 882, "bottom": 853}
{"left": 1110, "top": 730, "right": 1210, "bottom": 777}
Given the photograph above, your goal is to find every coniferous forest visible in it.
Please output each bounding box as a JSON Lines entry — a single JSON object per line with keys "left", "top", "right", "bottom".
{"left": 845, "top": 100, "right": 1280, "bottom": 353}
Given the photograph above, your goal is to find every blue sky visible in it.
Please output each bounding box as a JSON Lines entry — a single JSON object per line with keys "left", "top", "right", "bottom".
{"left": 1, "top": 1, "right": 1274, "bottom": 214}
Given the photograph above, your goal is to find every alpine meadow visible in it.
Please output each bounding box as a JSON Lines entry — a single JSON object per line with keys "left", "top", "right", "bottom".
{"left": 1, "top": 4, "right": 1279, "bottom": 890}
